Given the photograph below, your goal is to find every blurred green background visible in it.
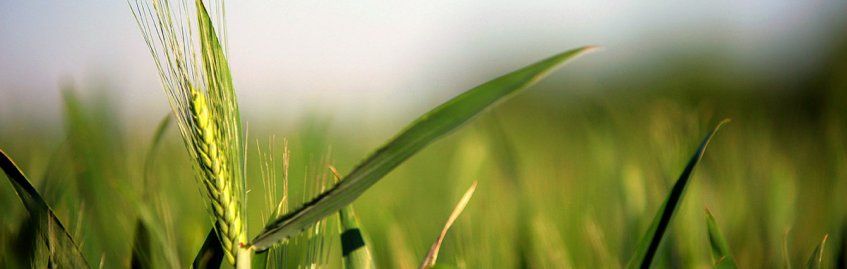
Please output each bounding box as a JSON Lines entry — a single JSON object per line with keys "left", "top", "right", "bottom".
{"left": 2, "top": 1, "right": 847, "bottom": 268}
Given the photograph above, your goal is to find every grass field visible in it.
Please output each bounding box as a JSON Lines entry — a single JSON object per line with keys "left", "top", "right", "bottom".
{"left": 2, "top": 79, "right": 845, "bottom": 268}
{"left": 1, "top": 1, "right": 846, "bottom": 268}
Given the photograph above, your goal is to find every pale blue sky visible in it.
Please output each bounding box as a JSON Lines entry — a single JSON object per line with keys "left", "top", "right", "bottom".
{"left": 1, "top": 0, "right": 843, "bottom": 126}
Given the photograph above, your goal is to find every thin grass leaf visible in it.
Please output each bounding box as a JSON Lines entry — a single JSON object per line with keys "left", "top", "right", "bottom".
{"left": 143, "top": 114, "right": 172, "bottom": 187}
{"left": 329, "top": 166, "right": 375, "bottom": 269}
{"left": 131, "top": 114, "right": 173, "bottom": 269}
{"left": 805, "top": 234, "right": 828, "bottom": 269}
{"left": 705, "top": 208, "right": 737, "bottom": 269}
{"left": 131, "top": 223, "right": 152, "bottom": 269}
{"left": 193, "top": 229, "right": 224, "bottom": 269}
{"left": 419, "top": 181, "right": 477, "bottom": 269}
{"left": 0, "top": 149, "right": 90, "bottom": 268}
{"left": 12, "top": 141, "right": 71, "bottom": 267}
{"left": 784, "top": 229, "right": 793, "bottom": 269}
{"left": 251, "top": 46, "right": 595, "bottom": 250}
{"left": 625, "top": 120, "right": 729, "bottom": 269}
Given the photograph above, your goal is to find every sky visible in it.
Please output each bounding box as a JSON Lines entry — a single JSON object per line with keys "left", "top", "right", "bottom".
{"left": 0, "top": 0, "right": 844, "bottom": 127}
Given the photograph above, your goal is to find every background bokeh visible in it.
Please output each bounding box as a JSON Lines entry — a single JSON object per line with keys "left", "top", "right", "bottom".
{"left": 1, "top": 1, "right": 846, "bottom": 268}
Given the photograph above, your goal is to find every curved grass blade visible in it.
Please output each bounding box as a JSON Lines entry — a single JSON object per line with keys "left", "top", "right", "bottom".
{"left": 805, "top": 234, "right": 828, "bottom": 269}
{"left": 142, "top": 114, "right": 172, "bottom": 186}
{"left": 251, "top": 46, "right": 596, "bottom": 250}
{"left": 705, "top": 208, "right": 737, "bottom": 269}
{"left": 419, "top": 181, "right": 477, "bottom": 269}
{"left": 0, "top": 149, "right": 90, "bottom": 268}
{"left": 131, "top": 114, "right": 173, "bottom": 269}
{"left": 12, "top": 141, "right": 70, "bottom": 267}
{"left": 330, "top": 166, "right": 376, "bottom": 269}
{"left": 625, "top": 120, "right": 729, "bottom": 269}
{"left": 193, "top": 229, "right": 224, "bottom": 269}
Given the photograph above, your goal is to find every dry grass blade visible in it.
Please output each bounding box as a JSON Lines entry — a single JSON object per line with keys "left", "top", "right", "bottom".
{"left": 419, "top": 181, "right": 478, "bottom": 269}
{"left": 0, "top": 149, "right": 90, "bottom": 268}
{"left": 805, "top": 234, "right": 828, "bottom": 269}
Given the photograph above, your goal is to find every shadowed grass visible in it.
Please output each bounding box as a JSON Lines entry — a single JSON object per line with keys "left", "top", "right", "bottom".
{"left": 0, "top": 149, "right": 89, "bottom": 268}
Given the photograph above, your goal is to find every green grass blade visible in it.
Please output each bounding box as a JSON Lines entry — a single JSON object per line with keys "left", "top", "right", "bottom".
{"left": 419, "top": 181, "right": 477, "bottom": 269}
{"left": 130, "top": 221, "right": 153, "bottom": 269}
{"left": 625, "top": 120, "right": 729, "bottom": 269}
{"left": 339, "top": 206, "right": 375, "bottom": 269}
{"left": 12, "top": 141, "right": 70, "bottom": 267}
{"left": 193, "top": 229, "right": 224, "bottom": 269}
{"left": 143, "top": 114, "right": 172, "bottom": 188}
{"left": 0, "top": 149, "right": 90, "bottom": 268}
{"left": 705, "top": 209, "right": 737, "bottom": 269}
{"left": 250, "top": 46, "right": 596, "bottom": 250}
{"left": 805, "top": 234, "right": 828, "bottom": 269}
{"left": 329, "top": 166, "right": 375, "bottom": 269}
{"left": 131, "top": 114, "right": 173, "bottom": 269}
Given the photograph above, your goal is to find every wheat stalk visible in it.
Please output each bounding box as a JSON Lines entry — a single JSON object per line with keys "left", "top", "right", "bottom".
{"left": 130, "top": 0, "right": 249, "bottom": 266}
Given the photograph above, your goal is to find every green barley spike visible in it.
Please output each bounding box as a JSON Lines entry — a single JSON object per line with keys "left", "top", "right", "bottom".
{"left": 130, "top": 0, "right": 249, "bottom": 266}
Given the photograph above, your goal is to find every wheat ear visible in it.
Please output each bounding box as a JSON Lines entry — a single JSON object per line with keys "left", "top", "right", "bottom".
{"left": 189, "top": 90, "right": 246, "bottom": 263}
{"left": 130, "top": 0, "right": 249, "bottom": 266}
